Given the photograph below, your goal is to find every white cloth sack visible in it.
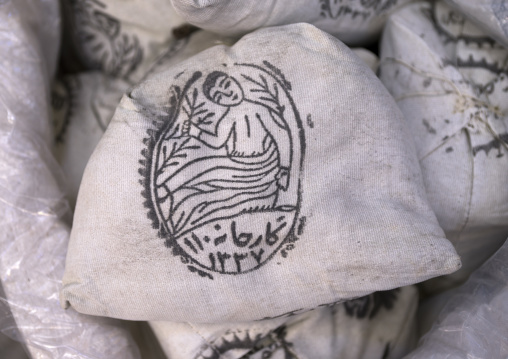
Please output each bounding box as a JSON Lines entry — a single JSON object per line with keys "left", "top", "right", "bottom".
{"left": 151, "top": 286, "right": 418, "bottom": 359}
{"left": 444, "top": 0, "right": 508, "bottom": 49}
{"left": 170, "top": 0, "right": 414, "bottom": 46}
{"left": 143, "top": 29, "right": 237, "bottom": 80}
{"left": 61, "top": 23, "right": 460, "bottom": 323}
{"left": 52, "top": 72, "right": 130, "bottom": 210}
{"left": 64, "top": 0, "right": 184, "bottom": 81}
{"left": 379, "top": 1, "right": 508, "bottom": 293}
{"left": 406, "top": 237, "right": 508, "bottom": 359}
{"left": 0, "top": 0, "right": 141, "bottom": 358}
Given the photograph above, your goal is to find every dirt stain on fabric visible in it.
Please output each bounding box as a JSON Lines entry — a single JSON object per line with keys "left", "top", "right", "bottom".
{"left": 422, "top": 119, "right": 437, "bottom": 134}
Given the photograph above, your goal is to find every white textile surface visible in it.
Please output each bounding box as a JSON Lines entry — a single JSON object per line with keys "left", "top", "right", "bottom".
{"left": 62, "top": 23, "right": 459, "bottom": 323}
{"left": 380, "top": 1, "right": 508, "bottom": 293}
{"left": 171, "top": 0, "right": 415, "bottom": 45}
{"left": 152, "top": 286, "right": 418, "bottom": 359}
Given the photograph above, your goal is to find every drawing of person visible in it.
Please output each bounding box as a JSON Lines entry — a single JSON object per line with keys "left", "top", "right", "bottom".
{"left": 185, "top": 71, "right": 291, "bottom": 190}
{"left": 162, "top": 71, "right": 295, "bottom": 236}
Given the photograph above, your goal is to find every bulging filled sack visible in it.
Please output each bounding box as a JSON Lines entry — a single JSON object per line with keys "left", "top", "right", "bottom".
{"left": 151, "top": 286, "right": 418, "bottom": 359}
{"left": 63, "top": 0, "right": 184, "bottom": 81}
{"left": 170, "top": 0, "right": 414, "bottom": 45}
{"left": 61, "top": 23, "right": 459, "bottom": 322}
{"left": 379, "top": 1, "right": 508, "bottom": 293}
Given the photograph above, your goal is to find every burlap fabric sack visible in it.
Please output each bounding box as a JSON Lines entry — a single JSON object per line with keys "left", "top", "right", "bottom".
{"left": 62, "top": 0, "right": 184, "bottom": 81}
{"left": 151, "top": 286, "right": 417, "bottom": 359}
{"left": 52, "top": 72, "right": 130, "bottom": 210}
{"left": 379, "top": 1, "right": 508, "bottom": 293}
{"left": 61, "top": 23, "right": 459, "bottom": 322}
{"left": 170, "top": 0, "right": 414, "bottom": 45}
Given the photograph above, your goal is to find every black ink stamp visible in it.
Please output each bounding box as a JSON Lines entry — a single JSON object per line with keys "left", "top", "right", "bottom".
{"left": 473, "top": 133, "right": 508, "bottom": 157}
{"left": 197, "top": 326, "right": 296, "bottom": 359}
{"left": 427, "top": 2, "right": 505, "bottom": 74}
{"left": 343, "top": 289, "right": 400, "bottom": 320}
{"left": 422, "top": 2, "right": 508, "bottom": 159}
{"left": 141, "top": 61, "right": 305, "bottom": 279}
{"left": 52, "top": 78, "right": 77, "bottom": 145}
{"left": 70, "top": 0, "right": 143, "bottom": 78}
{"left": 320, "top": 0, "right": 398, "bottom": 21}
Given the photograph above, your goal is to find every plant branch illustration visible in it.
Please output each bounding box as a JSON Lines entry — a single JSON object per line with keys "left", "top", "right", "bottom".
{"left": 242, "top": 73, "right": 286, "bottom": 120}
{"left": 155, "top": 87, "right": 211, "bottom": 190}
{"left": 182, "top": 88, "right": 215, "bottom": 126}
{"left": 156, "top": 138, "right": 200, "bottom": 182}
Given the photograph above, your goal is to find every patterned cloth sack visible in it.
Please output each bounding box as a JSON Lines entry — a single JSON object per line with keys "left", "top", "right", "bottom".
{"left": 61, "top": 23, "right": 460, "bottom": 322}
{"left": 52, "top": 72, "right": 130, "bottom": 210}
{"left": 444, "top": 0, "right": 508, "bottom": 49}
{"left": 62, "top": 0, "right": 184, "bottom": 81}
{"left": 379, "top": 1, "right": 508, "bottom": 293}
{"left": 170, "top": 0, "right": 414, "bottom": 46}
{"left": 151, "top": 286, "right": 418, "bottom": 359}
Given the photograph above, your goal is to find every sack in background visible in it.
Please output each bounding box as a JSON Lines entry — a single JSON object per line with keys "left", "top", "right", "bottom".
{"left": 151, "top": 286, "right": 418, "bottom": 359}
{"left": 379, "top": 1, "right": 508, "bottom": 294}
{"left": 170, "top": 0, "right": 414, "bottom": 46}
{"left": 444, "top": 0, "right": 508, "bottom": 49}
{"left": 51, "top": 72, "right": 130, "bottom": 210}
{"left": 61, "top": 0, "right": 185, "bottom": 81}
{"left": 143, "top": 29, "right": 237, "bottom": 81}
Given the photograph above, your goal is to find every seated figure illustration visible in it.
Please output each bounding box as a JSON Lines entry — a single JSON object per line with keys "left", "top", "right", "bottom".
{"left": 162, "top": 71, "right": 295, "bottom": 236}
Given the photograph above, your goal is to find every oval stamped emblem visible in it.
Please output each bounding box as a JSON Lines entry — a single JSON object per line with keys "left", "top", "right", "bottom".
{"left": 141, "top": 61, "right": 305, "bottom": 279}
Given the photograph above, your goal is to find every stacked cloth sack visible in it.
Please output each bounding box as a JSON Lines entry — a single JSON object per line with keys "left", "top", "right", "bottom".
{"left": 1, "top": 0, "right": 507, "bottom": 358}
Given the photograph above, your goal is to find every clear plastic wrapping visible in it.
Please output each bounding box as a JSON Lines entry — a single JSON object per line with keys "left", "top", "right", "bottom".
{"left": 406, "top": 237, "right": 508, "bottom": 359}
{"left": 0, "top": 0, "right": 140, "bottom": 358}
